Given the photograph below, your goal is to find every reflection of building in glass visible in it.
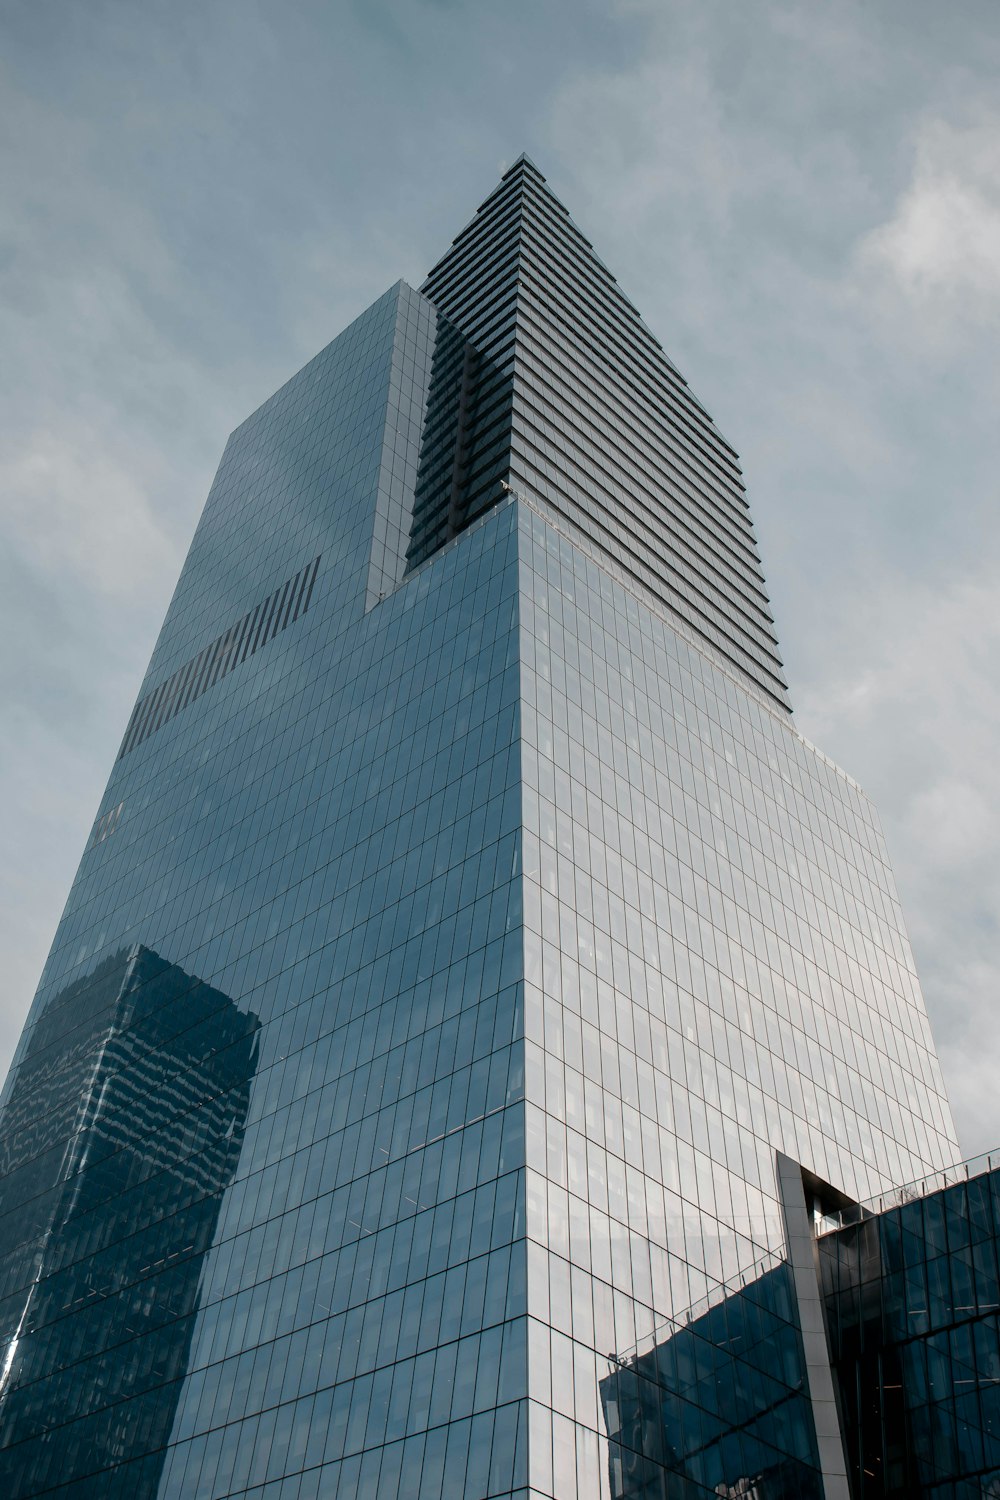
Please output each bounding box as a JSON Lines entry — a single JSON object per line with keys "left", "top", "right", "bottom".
{"left": 599, "top": 1154, "right": 1000, "bottom": 1499}
{"left": 601, "top": 1260, "right": 824, "bottom": 1499}
{"left": 0, "top": 155, "right": 968, "bottom": 1496}
{"left": 0, "top": 947, "right": 258, "bottom": 1497}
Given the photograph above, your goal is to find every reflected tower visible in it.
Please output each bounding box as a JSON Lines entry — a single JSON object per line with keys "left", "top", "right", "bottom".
{"left": 0, "top": 157, "right": 959, "bottom": 1498}
{"left": 0, "top": 947, "right": 259, "bottom": 1497}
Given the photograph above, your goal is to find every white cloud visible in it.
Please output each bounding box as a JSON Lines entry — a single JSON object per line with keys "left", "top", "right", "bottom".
{"left": 905, "top": 778, "right": 998, "bottom": 870}
{"left": 861, "top": 116, "right": 1000, "bottom": 309}
{"left": 796, "top": 567, "right": 1000, "bottom": 1155}
{"left": 5, "top": 423, "right": 176, "bottom": 597}
{"left": 540, "top": 10, "right": 1000, "bottom": 1158}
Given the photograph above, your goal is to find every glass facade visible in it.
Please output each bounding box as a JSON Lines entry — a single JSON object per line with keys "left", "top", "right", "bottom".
{"left": 514, "top": 501, "right": 955, "bottom": 1497}
{"left": 0, "top": 947, "right": 259, "bottom": 1495}
{"left": 601, "top": 1259, "right": 825, "bottom": 1497}
{"left": 0, "top": 156, "right": 962, "bottom": 1497}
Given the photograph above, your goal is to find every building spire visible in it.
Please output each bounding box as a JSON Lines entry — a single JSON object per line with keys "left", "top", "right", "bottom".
{"left": 421, "top": 157, "right": 790, "bottom": 710}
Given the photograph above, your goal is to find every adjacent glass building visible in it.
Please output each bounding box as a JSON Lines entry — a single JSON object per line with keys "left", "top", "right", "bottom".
{"left": 818, "top": 1154, "right": 1000, "bottom": 1498}
{"left": 0, "top": 156, "right": 966, "bottom": 1497}
{"left": 607, "top": 1148, "right": 1000, "bottom": 1499}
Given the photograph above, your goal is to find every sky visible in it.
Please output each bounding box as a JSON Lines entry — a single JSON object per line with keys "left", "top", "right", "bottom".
{"left": 2, "top": 0, "right": 1000, "bottom": 1159}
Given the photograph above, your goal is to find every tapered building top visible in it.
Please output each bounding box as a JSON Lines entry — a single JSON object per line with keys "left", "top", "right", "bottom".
{"left": 418, "top": 154, "right": 790, "bottom": 711}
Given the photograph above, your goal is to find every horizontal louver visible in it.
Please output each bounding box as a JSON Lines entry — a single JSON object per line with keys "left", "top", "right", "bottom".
{"left": 118, "top": 555, "right": 320, "bottom": 759}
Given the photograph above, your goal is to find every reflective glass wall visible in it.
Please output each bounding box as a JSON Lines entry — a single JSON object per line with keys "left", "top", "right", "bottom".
{"left": 601, "top": 1258, "right": 824, "bottom": 1498}
{"left": 0, "top": 947, "right": 258, "bottom": 1496}
{"left": 0, "top": 284, "right": 528, "bottom": 1499}
{"left": 517, "top": 500, "right": 957, "bottom": 1496}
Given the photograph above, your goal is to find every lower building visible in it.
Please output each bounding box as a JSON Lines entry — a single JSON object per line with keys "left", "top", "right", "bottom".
{"left": 602, "top": 1256, "right": 825, "bottom": 1498}
{"left": 819, "top": 1155, "right": 1000, "bottom": 1498}
{"left": 603, "top": 1151, "right": 1000, "bottom": 1498}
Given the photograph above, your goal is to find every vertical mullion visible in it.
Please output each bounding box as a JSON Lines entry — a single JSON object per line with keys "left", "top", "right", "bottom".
{"left": 298, "top": 557, "right": 320, "bottom": 618}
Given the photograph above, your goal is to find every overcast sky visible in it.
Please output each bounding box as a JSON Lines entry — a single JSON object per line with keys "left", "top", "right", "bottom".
{"left": 3, "top": 0, "right": 1000, "bottom": 1160}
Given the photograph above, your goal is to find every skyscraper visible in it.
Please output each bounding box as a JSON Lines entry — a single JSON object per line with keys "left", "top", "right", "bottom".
{"left": 0, "top": 156, "right": 961, "bottom": 1498}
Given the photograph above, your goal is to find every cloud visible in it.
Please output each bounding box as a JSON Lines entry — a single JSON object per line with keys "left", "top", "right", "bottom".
{"left": 2, "top": 0, "right": 1000, "bottom": 1173}
{"left": 0, "top": 60, "right": 228, "bottom": 1080}
{"left": 796, "top": 567, "right": 1000, "bottom": 1155}
{"left": 6, "top": 424, "right": 176, "bottom": 597}
{"left": 861, "top": 115, "right": 1000, "bottom": 311}
{"left": 543, "top": 9, "right": 1000, "bottom": 1156}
